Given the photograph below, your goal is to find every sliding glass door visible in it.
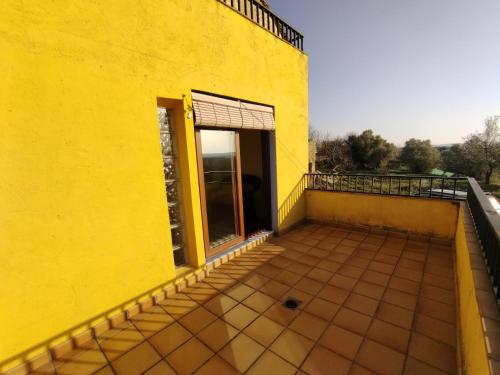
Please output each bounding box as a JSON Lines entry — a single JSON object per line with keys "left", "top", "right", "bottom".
{"left": 196, "top": 129, "right": 244, "bottom": 257}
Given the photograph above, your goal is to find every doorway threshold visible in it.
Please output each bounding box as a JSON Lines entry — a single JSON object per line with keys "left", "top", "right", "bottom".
{"left": 206, "top": 230, "right": 273, "bottom": 266}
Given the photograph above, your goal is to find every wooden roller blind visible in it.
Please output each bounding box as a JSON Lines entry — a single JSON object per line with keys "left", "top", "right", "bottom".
{"left": 192, "top": 92, "right": 275, "bottom": 130}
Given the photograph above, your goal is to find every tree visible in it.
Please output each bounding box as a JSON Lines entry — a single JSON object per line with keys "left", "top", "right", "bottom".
{"left": 441, "top": 144, "right": 480, "bottom": 177}
{"left": 347, "top": 130, "right": 397, "bottom": 171}
{"left": 316, "top": 137, "right": 353, "bottom": 173}
{"left": 463, "top": 116, "right": 500, "bottom": 184}
{"left": 399, "top": 139, "right": 441, "bottom": 173}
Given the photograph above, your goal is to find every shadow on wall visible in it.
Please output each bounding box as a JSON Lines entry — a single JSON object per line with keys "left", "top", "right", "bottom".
{"left": 277, "top": 175, "right": 307, "bottom": 233}
{"left": 0, "top": 279, "right": 178, "bottom": 372}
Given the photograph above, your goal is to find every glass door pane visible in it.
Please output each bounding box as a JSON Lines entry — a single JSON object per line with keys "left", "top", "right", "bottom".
{"left": 199, "top": 129, "right": 242, "bottom": 250}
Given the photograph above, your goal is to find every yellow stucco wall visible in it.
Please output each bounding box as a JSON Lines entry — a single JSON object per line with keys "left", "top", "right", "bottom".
{"left": 0, "top": 0, "right": 308, "bottom": 365}
{"left": 455, "top": 206, "right": 490, "bottom": 374}
{"left": 306, "top": 191, "right": 459, "bottom": 238}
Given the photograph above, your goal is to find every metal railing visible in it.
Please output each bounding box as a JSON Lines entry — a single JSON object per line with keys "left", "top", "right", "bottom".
{"left": 218, "top": 0, "right": 304, "bottom": 51}
{"left": 306, "top": 173, "right": 468, "bottom": 200}
{"left": 467, "top": 178, "right": 500, "bottom": 298}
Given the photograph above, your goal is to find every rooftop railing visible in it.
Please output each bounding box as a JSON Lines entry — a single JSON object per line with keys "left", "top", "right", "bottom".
{"left": 218, "top": 0, "right": 304, "bottom": 51}
{"left": 467, "top": 178, "right": 500, "bottom": 298}
{"left": 306, "top": 173, "right": 468, "bottom": 200}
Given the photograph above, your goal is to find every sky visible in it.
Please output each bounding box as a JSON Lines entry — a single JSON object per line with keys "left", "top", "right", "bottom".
{"left": 270, "top": 0, "right": 500, "bottom": 146}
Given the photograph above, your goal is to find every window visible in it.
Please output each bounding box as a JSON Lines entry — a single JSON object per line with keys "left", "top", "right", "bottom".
{"left": 157, "top": 107, "right": 187, "bottom": 267}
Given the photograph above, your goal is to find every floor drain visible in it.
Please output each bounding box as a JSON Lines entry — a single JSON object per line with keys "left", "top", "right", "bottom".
{"left": 283, "top": 297, "right": 301, "bottom": 310}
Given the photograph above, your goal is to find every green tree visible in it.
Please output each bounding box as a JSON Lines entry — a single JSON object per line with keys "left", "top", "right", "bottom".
{"left": 441, "top": 144, "right": 480, "bottom": 177}
{"left": 400, "top": 139, "right": 441, "bottom": 173}
{"left": 347, "top": 130, "right": 397, "bottom": 171}
{"left": 463, "top": 116, "right": 500, "bottom": 184}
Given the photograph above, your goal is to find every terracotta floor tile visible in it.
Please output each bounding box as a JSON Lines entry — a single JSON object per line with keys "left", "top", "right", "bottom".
{"left": 368, "top": 261, "right": 395, "bottom": 275}
{"left": 301, "top": 345, "right": 352, "bottom": 375}
{"left": 193, "top": 355, "right": 238, "bottom": 375}
{"left": 309, "top": 248, "right": 329, "bottom": 258}
{"left": 243, "top": 315, "right": 285, "bottom": 346}
{"left": 398, "top": 258, "right": 425, "bottom": 272}
{"left": 111, "top": 342, "right": 160, "bottom": 375}
{"left": 383, "top": 288, "right": 418, "bottom": 311}
{"left": 93, "top": 366, "right": 114, "bottom": 375}
{"left": 259, "top": 279, "right": 290, "bottom": 299}
{"left": 303, "top": 297, "right": 340, "bottom": 321}
{"left": 264, "top": 302, "right": 301, "bottom": 326}
{"left": 307, "top": 267, "right": 334, "bottom": 283}
{"left": 328, "top": 274, "right": 358, "bottom": 290}
{"left": 394, "top": 266, "right": 423, "bottom": 282}
{"left": 350, "top": 364, "right": 377, "bottom": 375}
{"left": 274, "top": 270, "right": 303, "bottom": 286}
{"left": 178, "top": 306, "right": 217, "bottom": 334}
{"left": 417, "top": 297, "right": 455, "bottom": 324}
{"left": 353, "top": 281, "right": 385, "bottom": 300}
{"left": 183, "top": 283, "right": 220, "bottom": 303}
{"left": 338, "top": 265, "right": 364, "bottom": 278}
{"left": 414, "top": 313, "right": 456, "bottom": 347}
{"left": 130, "top": 305, "right": 174, "bottom": 338}
{"left": 366, "top": 319, "right": 410, "bottom": 353}
{"left": 361, "top": 270, "right": 390, "bottom": 287}
{"left": 285, "top": 288, "right": 314, "bottom": 305}
{"left": 288, "top": 262, "right": 313, "bottom": 275}
{"left": 316, "top": 259, "right": 342, "bottom": 273}
{"left": 376, "top": 302, "right": 414, "bottom": 329}
{"left": 143, "top": 361, "right": 176, "bottom": 375}
{"left": 346, "top": 256, "right": 371, "bottom": 269}
{"left": 295, "top": 277, "right": 323, "bottom": 295}
{"left": 373, "top": 253, "right": 399, "bottom": 265}
{"left": 148, "top": 322, "right": 192, "bottom": 356}
{"left": 166, "top": 337, "right": 214, "bottom": 375}
{"left": 333, "top": 307, "right": 372, "bottom": 335}
{"left": 355, "top": 339, "right": 405, "bottom": 375}
{"left": 403, "top": 357, "right": 448, "bottom": 375}
{"left": 420, "top": 284, "right": 455, "bottom": 305}
{"left": 247, "top": 350, "right": 297, "bottom": 375}
{"left": 197, "top": 319, "right": 239, "bottom": 351}
{"left": 219, "top": 333, "right": 265, "bottom": 373}
{"left": 320, "top": 324, "right": 363, "bottom": 359}
{"left": 344, "top": 293, "right": 379, "bottom": 316}
{"left": 422, "top": 273, "right": 454, "bottom": 291}
{"left": 98, "top": 323, "right": 145, "bottom": 361}
{"left": 203, "top": 294, "right": 238, "bottom": 316}
{"left": 317, "top": 284, "right": 349, "bottom": 304}
{"left": 298, "top": 254, "right": 321, "bottom": 267}
{"left": 289, "top": 311, "right": 328, "bottom": 340}
{"left": 409, "top": 333, "right": 456, "bottom": 373}
{"left": 242, "top": 290, "right": 275, "bottom": 313}
{"left": 158, "top": 294, "right": 199, "bottom": 319}
{"left": 242, "top": 273, "right": 271, "bottom": 289}
{"left": 222, "top": 303, "right": 259, "bottom": 330}
{"left": 225, "top": 283, "right": 255, "bottom": 301}
{"left": 55, "top": 342, "right": 108, "bottom": 375}
{"left": 388, "top": 276, "right": 420, "bottom": 296}
{"left": 270, "top": 329, "right": 314, "bottom": 367}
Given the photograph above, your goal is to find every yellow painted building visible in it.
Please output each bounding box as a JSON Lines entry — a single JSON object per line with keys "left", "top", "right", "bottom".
{"left": 0, "top": 0, "right": 308, "bottom": 367}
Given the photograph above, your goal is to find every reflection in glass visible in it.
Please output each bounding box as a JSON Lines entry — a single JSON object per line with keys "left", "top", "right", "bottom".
{"left": 200, "top": 130, "right": 240, "bottom": 248}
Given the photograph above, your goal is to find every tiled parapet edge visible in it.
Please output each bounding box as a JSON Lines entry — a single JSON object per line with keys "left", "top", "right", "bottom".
{"left": 3, "top": 231, "right": 272, "bottom": 375}
{"left": 456, "top": 202, "right": 500, "bottom": 374}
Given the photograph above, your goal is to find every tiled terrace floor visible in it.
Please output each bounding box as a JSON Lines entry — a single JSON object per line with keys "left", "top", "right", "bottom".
{"left": 30, "top": 223, "right": 458, "bottom": 375}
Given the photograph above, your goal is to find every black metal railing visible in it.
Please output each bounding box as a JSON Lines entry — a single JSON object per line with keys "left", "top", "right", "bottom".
{"left": 467, "top": 178, "right": 500, "bottom": 297}
{"left": 306, "top": 173, "right": 468, "bottom": 200}
{"left": 218, "top": 0, "right": 304, "bottom": 51}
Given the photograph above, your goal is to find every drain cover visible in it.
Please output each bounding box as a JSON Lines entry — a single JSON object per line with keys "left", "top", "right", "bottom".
{"left": 283, "top": 297, "right": 301, "bottom": 310}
